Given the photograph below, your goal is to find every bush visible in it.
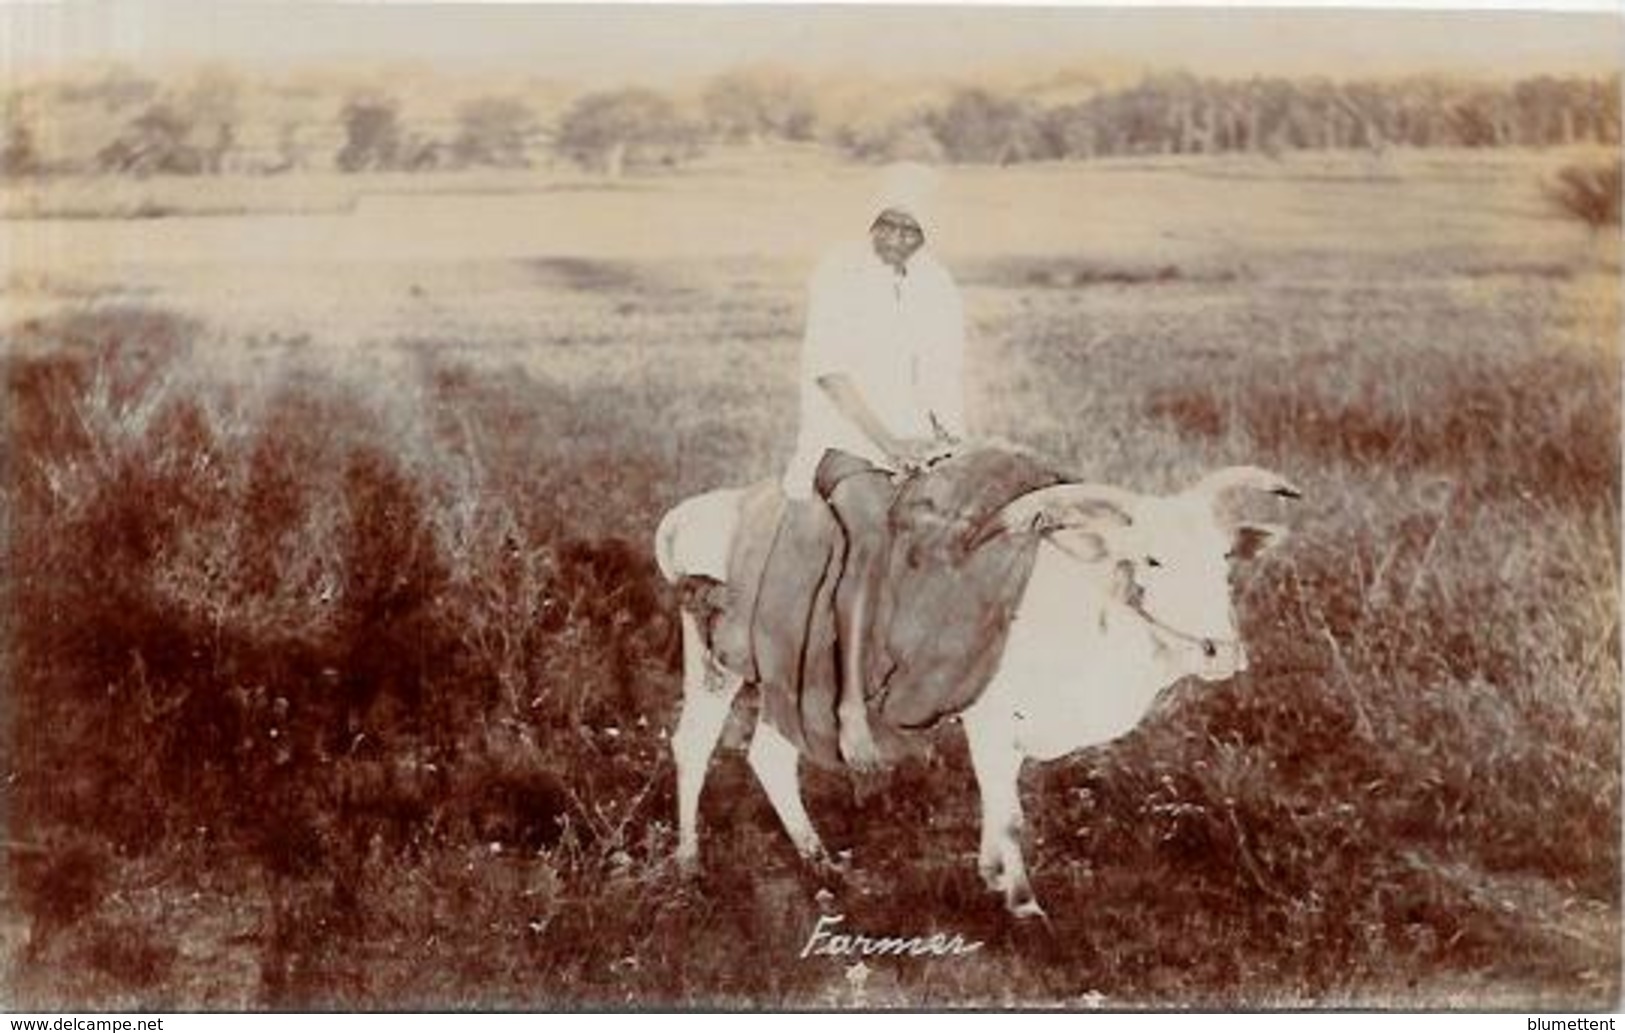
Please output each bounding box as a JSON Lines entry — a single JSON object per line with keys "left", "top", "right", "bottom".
{"left": 1, "top": 109, "right": 40, "bottom": 177}
{"left": 1544, "top": 159, "right": 1622, "bottom": 232}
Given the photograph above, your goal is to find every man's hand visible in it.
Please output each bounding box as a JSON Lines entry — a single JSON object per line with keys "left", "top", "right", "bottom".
{"left": 890, "top": 436, "right": 959, "bottom": 471}
{"left": 814, "top": 374, "right": 963, "bottom": 472}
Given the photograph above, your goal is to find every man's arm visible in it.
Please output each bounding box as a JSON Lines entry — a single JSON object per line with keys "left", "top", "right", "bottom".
{"left": 817, "top": 374, "right": 953, "bottom": 467}
{"left": 816, "top": 373, "right": 909, "bottom": 462}
{"left": 805, "top": 255, "right": 929, "bottom": 465}
{"left": 804, "top": 252, "right": 951, "bottom": 467}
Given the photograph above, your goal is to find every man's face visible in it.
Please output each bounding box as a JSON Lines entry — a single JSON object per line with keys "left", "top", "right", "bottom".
{"left": 870, "top": 208, "right": 925, "bottom": 271}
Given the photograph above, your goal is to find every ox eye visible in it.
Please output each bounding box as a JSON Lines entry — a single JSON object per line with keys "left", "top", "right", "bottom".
{"left": 1143, "top": 556, "right": 1162, "bottom": 568}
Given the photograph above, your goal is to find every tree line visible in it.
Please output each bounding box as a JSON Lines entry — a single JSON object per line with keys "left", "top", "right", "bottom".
{"left": 838, "top": 73, "right": 1620, "bottom": 164}
{"left": 2, "top": 66, "right": 1618, "bottom": 178}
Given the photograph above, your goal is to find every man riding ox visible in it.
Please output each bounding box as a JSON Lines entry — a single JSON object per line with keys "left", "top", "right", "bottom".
{"left": 782, "top": 162, "right": 967, "bottom": 769}
{"left": 653, "top": 164, "right": 1302, "bottom": 916}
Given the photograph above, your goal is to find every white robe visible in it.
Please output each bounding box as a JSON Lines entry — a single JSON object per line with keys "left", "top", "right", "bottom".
{"left": 783, "top": 239, "right": 967, "bottom": 498}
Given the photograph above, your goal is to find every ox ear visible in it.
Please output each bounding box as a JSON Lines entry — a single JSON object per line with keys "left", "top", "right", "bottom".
{"left": 1229, "top": 522, "right": 1288, "bottom": 562}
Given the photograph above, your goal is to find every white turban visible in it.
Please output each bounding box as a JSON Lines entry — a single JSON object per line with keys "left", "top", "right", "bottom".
{"left": 869, "top": 161, "right": 943, "bottom": 236}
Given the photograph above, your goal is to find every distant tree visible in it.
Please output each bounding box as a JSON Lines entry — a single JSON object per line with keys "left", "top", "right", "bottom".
{"left": 831, "top": 108, "right": 942, "bottom": 163}
{"left": 702, "top": 67, "right": 817, "bottom": 143}
{"left": 1450, "top": 94, "right": 1502, "bottom": 148}
{"left": 927, "top": 89, "right": 1047, "bottom": 163}
{"left": 97, "top": 103, "right": 204, "bottom": 176}
{"left": 1578, "top": 76, "right": 1621, "bottom": 146}
{"left": 1042, "top": 104, "right": 1099, "bottom": 160}
{"left": 1337, "top": 82, "right": 1393, "bottom": 154}
{"left": 452, "top": 96, "right": 536, "bottom": 168}
{"left": 181, "top": 67, "right": 243, "bottom": 174}
{"left": 337, "top": 95, "right": 403, "bottom": 173}
{"left": 399, "top": 134, "right": 445, "bottom": 172}
{"left": 555, "top": 88, "right": 697, "bottom": 175}
{"left": 273, "top": 120, "right": 313, "bottom": 174}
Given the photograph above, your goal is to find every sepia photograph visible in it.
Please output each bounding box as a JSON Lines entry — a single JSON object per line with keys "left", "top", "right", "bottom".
{"left": 0, "top": 0, "right": 1619, "bottom": 1012}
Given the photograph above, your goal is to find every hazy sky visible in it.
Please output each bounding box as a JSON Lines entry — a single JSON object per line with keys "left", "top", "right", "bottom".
{"left": 3, "top": 2, "right": 1619, "bottom": 84}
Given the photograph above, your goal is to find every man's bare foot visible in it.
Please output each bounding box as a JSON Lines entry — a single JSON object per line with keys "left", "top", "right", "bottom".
{"left": 838, "top": 713, "right": 883, "bottom": 772}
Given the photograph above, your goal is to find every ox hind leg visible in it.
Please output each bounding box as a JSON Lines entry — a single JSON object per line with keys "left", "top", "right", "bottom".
{"left": 747, "top": 719, "right": 833, "bottom": 871}
{"left": 673, "top": 611, "right": 742, "bottom": 874}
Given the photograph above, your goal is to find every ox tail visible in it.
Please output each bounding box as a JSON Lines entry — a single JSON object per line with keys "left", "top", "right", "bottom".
{"left": 654, "top": 501, "right": 732, "bottom": 672}
{"left": 674, "top": 575, "right": 728, "bottom": 628}
{"left": 653, "top": 505, "right": 687, "bottom": 673}
{"left": 654, "top": 504, "right": 728, "bottom": 610}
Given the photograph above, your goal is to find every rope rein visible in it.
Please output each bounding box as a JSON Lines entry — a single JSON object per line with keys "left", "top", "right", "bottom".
{"left": 1042, "top": 534, "right": 1237, "bottom": 656}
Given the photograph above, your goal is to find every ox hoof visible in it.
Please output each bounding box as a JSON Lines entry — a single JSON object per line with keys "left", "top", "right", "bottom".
{"left": 803, "top": 849, "right": 849, "bottom": 887}
{"left": 1008, "top": 896, "right": 1047, "bottom": 921}
{"left": 676, "top": 848, "right": 701, "bottom": 880}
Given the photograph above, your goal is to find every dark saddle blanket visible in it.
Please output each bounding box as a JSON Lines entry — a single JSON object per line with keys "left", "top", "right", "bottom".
{"left": 700, "top": 445, "right": 1066, "bottom": 769}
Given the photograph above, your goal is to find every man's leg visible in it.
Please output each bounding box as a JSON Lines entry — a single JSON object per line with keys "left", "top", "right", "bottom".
{"left": 827, "top": 471, "right": 892, "bottom": 771}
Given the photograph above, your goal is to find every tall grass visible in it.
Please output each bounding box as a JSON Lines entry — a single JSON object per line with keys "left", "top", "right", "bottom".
{"left": 3, "top": 244, "right": 1618, "bottom": 1008}
{"left": 4, "top": 309, "right": 676, "bottom": 1005}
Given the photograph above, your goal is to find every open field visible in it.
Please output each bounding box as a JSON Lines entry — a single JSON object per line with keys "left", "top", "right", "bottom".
{"left": 2, "top": 149, "right": 1620, "bottom": 1008}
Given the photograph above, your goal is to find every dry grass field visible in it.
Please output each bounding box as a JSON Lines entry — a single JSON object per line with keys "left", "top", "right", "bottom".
{"left": 2, "top": 147, "right": 1619, "bottom": 1009}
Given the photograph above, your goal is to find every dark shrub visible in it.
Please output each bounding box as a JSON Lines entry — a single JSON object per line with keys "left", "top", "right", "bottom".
{"left": 1545, "top": 159, "right": 1623, "bottom": 232}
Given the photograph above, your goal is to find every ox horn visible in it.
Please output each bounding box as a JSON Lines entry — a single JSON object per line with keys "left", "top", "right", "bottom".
{"left": 1186, "top": 466, "right": 1302, "bottom": 510}
{"left": 966, "top": 482, "right": 1138, "bottom": 551}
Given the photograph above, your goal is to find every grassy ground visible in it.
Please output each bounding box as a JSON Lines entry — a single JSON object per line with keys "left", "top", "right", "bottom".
{"left": 1, "top": 151, "right": 1619, "bottom": 1009}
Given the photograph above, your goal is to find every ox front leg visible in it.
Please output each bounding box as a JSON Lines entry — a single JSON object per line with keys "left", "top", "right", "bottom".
{"left": 672, "top": 613, "right": 742, "bottom": 874}
{"left": 964, "top": 709, "right": 1043, "bottom": 919}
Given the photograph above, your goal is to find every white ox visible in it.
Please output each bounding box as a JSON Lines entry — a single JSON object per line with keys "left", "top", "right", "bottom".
{"left": 654, "top": 464, "right": 1300, "bottom": 917}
